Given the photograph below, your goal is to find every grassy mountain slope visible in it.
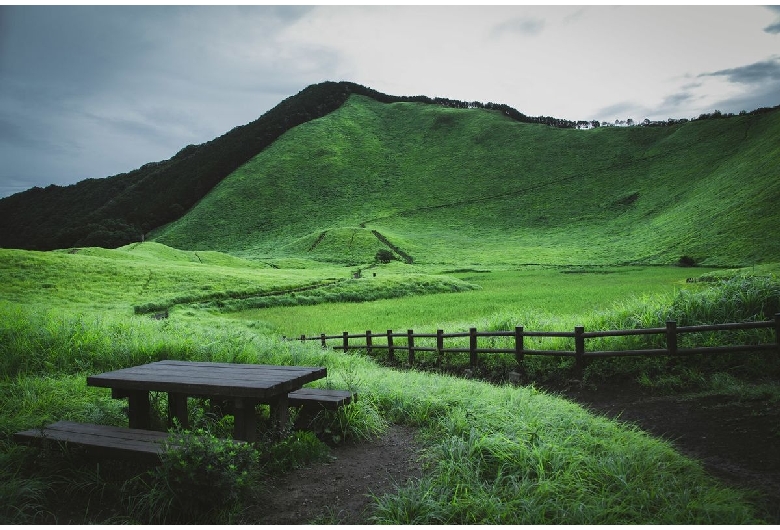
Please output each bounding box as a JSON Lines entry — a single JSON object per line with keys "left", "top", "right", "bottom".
{"left": 0, "top": 82, "right": 366, "bottom": 250}
{"left": 0, "top": 81, "right": 576, "bottom": 252}
{"left": 152, "top": 95, "right": 780, "bottom": 266}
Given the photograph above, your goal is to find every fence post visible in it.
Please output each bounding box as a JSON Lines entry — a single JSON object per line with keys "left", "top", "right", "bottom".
{"left": 514, "top": 326, "right": 524, "bottom": 369}
{"left": 469, "top": 327, "right": 478, "bottom": 368}
{"left": 320, "top": 333, "right": 326, "bottom": 348}
{"left": 342, "top": 331, "right": 349, "bottom": 353}
{"left": 666, "top": 321, "right": 678, "bottom": 355}
{"left": 387, "top": 330, "right": 395, "bottom": 363}
{"left": 437, "top": 329, "right": 444, "bottom": 367}
{"left": 775, "top": 313, "right": 780, "bottom": 354}
{"left": 366, "top": 330, "right": 373, "bottom": 355}
{"left": 407, "top": 329, "right": 415, "bottom": 366}
{"left": 574, "top": 326, "right": 585, "bottom": 375}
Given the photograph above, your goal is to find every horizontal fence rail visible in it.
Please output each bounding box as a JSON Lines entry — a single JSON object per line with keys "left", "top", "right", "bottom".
{"left": 286, "top": 313, "right": 780, "bottom": 372}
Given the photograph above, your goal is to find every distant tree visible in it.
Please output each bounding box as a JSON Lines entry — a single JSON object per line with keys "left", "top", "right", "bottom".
{"left": 678, "top": 255, "right": 696, "bottom": 267}
{"left": 375, "top": 249, "right": 395, "bottom": 263}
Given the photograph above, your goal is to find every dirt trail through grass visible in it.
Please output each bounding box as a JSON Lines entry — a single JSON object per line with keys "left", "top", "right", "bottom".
{"left": 249, "top": 387, "right": 780, "bottom": 524}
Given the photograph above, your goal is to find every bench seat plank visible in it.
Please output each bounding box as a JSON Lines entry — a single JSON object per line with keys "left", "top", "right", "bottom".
{"left": 14, "top": 420, "right": 168, "bottom": 462}
{"left": 288, "top": 388, "right": 355, "bottom": 410}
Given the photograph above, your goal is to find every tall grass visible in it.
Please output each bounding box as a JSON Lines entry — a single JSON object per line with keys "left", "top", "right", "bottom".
{"left": 201, "top": 273, "right": 477, "bottom": 312}
{"left": 573, "top": 274, "right": 780, "bottom": 388}
{"left": 363, "top": 366, "right": 757, "bottom": 524}
{"left": 1, "top": 237, "right": 777, "bottom": 522}
{"left": 1, "top": 301, "right": 766, "bottom": 523}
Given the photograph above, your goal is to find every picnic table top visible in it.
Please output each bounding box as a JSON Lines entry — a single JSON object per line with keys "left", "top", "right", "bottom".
{"left": 87, "top": 360, "right": 327, "bottom": 399}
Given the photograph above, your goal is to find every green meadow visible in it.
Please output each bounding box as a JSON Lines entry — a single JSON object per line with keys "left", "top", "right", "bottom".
{"left": 2, "top": 94, "right": 780, "bottom": 523}
{"left": 236, "top": 265, "right": 718, "bottom": 337}
{"left": 2, "top": 242, "right": 779, "bottom": 523}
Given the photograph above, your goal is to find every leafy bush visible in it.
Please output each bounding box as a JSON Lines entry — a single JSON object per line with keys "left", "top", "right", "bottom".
{"left": 678, "top": 255, "right": 696, "bottom": 267}
{"left": 579, "top": 274, "right": 780, "bottom": 388}
{"left": 375, "top": 249, "right": 395, "bottom": 263}
{"left": 137, "top": 429, "right": 261, "bottom": 523}
{"left": 265, "top": 430, "right": 330, "bottom": 474}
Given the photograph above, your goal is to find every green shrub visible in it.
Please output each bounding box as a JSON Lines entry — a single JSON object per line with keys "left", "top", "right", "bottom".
{"left": 138, "top": 429, "right": 261, "bottom": 523}
{"left": 678, "top": 255, "right": 696, "bottom": 267}
{"left": 376, "top": 249, "right": 395, "bottom": 263}
{"left": 265, "top": 430, "right": 330, "bottom": 474}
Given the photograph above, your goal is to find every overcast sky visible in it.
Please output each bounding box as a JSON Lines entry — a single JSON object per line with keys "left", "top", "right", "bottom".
{"left": 1, "top": 4, "right": 779, "bottom": 198}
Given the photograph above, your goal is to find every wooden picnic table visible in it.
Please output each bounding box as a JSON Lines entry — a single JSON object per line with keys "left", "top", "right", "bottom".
{"left": 87, "top": 360, "right": 327, "bottom": 442}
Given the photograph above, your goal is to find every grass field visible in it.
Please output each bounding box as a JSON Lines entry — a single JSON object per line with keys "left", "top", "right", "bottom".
{"left": 232, "top": 265, "right": 717, "bottom": 337}
{"left": 2, "top": 241, "right": 778, "bottom": 523}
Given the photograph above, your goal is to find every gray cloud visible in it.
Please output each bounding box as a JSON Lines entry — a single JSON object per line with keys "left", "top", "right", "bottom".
{"left": 0, "top": 117, "right": 40, "bottom": 149}
{"left": 659, "top": 92, "right": 695, "bottom": 111}
{"left": 708, "top": 82, "right": 780, "bottom": 114}
{"left": 701, "top": 58, "right": 780, "bottom": 84}
{"left": 764, "top": 6, "right": 780, "bottom": 33}
{"left": 765, "top": 22, "right": 780, "bottom": 34}
{"left": 0, "top": 5, "right": 332, "bottom": 197}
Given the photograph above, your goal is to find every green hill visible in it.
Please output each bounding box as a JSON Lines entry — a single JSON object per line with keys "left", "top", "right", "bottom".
{"left": 151, "top": 95, "right": 780, "bottom": 266}
{"left": 2, "top": 81, "right": 778, "bottom": 267}
{"left": 0, "top": 82, "right": 370, "bottom": 250}
{"left": 0, "top": 81, "right": 571, "bottom": 252}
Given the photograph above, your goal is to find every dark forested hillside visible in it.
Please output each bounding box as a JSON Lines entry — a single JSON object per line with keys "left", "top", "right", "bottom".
{"left": 0, "top": 82, "right": 368, "bottom": 250}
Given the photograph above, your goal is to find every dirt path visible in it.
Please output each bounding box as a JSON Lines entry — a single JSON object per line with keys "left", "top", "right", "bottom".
{"left": 248, "top": 424, "right": 424, "bottom": 524}
{"left": 245, "top": 386, "right": 780, "bottom": 524}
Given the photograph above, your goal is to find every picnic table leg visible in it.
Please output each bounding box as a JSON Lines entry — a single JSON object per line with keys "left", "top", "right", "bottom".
{"left": 167, "top": 392, "right": 189, "bottom": 430}
{"left": 113, "top": 389, "right": 151, "bottom": 429}
{"left": 268, "top": 394, "right": 290, "bottom": 433}
{"left": 233, "top": 398, "right": 259, "bottom": 442}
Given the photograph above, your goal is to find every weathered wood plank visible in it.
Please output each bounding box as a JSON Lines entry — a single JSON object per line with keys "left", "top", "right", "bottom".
{"left": 13, "top": 421, "right": 168, "bottom": 463}
{"left": 288, "top": 388, "right": 355, "bottom": 410}
{"left": 87, "top": 361, "right": 327, "bottom": 399}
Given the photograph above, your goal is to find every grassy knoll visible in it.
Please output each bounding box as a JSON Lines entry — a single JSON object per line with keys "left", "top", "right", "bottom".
{"left": 1, "top": 242, "right": 778, "bottom": 523}
{"left": 152, "top": 96, "right": 780, "bottom": 266}
{"left": 0, "top": 243, "right": 350, "bottom": 315}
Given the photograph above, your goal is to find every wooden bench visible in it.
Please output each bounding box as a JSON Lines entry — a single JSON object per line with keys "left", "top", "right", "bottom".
{"left": 288, "top": 388, "right": 355, "bottom": 409}
{"left": 15, "top": 391, "right": 355, "bottom": 459}
{"left": 287, "top": 388, "right": 356, "bottom": 430}
{"left": 14, "top": 420, "right": 169, "bottom": 464}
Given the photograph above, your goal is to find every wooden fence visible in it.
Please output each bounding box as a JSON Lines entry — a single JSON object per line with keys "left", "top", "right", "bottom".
{"left": 290, "top": 313, "right": 780, "bottom": 372}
